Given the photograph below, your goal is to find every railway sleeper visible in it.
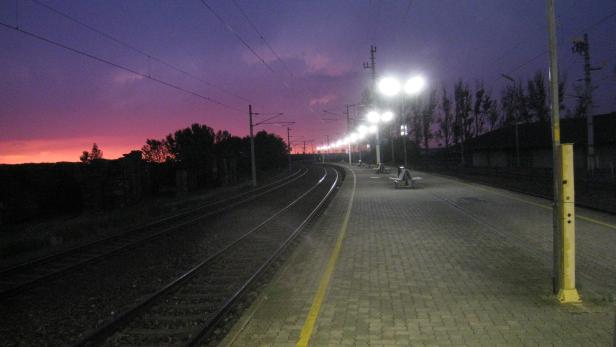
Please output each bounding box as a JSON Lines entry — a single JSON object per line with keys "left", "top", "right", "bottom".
{"left": 149, "top": 305, "right": 216, "bottom": 317}
{"left": 110, "top": 328, "right": 195, "bottom": 345}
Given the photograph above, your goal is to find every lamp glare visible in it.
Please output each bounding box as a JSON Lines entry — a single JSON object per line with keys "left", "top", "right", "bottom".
{"left": 367, "top": 111, "right": 380, "bottom": 123}
{"left": 404, "top": 76, "right": 425, "bottom": 95}
{"left": 378, "top": 77, "right": 401, "bottom": 97}
{"left": 381, "top": 111, "right": 394, "bottom": 122}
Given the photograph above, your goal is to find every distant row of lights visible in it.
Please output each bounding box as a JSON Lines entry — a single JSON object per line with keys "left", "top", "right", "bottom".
{"left": 316, "top": 110, "right": 393, "bottom": 151}
{"left": 316, "top": 75, "right": 426, "bottom": 153}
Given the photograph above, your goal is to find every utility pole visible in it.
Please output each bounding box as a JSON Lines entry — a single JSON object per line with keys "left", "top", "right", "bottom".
{"left": 363, "top": 45, "right": 377, "bottom": 84}
{"left": 515, "top": 121, "right": 521, "bottom": 167}
{"left": 547, "top": 0, "right": 562, "bottom": 298}
{"left": 573, "top": 33, "right": 601, "bottom": 172}
{"left": 287, "top": 127, "right": 292, "bottom": 171}
{"left": 364, "top": 45, "right": 380, "bottom": 165}
{"left": 400, "top": 100, "right": 408, "bottom": 168}
{"left": 249, "top": 104, "right": 257, "bottom": 187}
{"left": 303, "top": 140, "right": 306, "bottom": 154}
{"left": 323, "top": 135, "right": 330, "bottom": 163}
{"left": 249, "top": 106, "right": 286, "bottom": 186}
{"left": 547, "top": 0, "right": 580, "bottom": 303}
{"left": 390, "top": 130, "right": 395, "bottom": 165}
{"left": 345, "top": 104, "right": 352, "bottom": 165}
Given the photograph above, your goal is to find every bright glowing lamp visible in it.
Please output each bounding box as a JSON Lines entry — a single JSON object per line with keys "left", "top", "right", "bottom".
{"left": 368, "top": 125, "right": 378, "bottom": 133}
{"left": 366, "top": 111, "right": 380, "bottom": 123}
{"left": 381, "top": 111, "right": 394, "bottom": 122}
{"left": 357, "top": 125, "right": 368, "bottom": 134}
{"left": 377, "top": 77, "right": 401, "bottom": 97}
{"left": 404, "top": 75, "right": 425, "bottom": 95}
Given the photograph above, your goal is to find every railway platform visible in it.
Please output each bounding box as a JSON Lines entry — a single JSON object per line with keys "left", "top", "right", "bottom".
{"left": 221, "top": 164, "right": 616, "bottom": 346}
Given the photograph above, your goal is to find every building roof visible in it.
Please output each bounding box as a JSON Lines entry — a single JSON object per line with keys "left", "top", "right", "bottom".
{"left": 466, "top": 112, "right": 616, "bottom": 150}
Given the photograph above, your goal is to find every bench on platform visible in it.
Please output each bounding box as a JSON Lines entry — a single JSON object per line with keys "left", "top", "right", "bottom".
{"left": 390, "top": 168, "right": 422, "bottom": 188}
{"left": 375, "top": 163, "right": 390, "bottom": 174}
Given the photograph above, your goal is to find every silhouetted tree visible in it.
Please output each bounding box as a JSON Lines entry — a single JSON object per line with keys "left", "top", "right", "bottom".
{"left": 165, "top": 124, "right": 215, "bottom": 167}
{"left": 454, "top": 81, "right": 472, "bottom": 164}
{"left": 558, "top": 74, "right": 567, "bottom": 113}
{"left": 251, "top": 130, "right": 288, "bottom": 170}
{"left": 80, "top": 143, "right": 103, "bottom": 163}
{"left": 454, "top": 81, "right": 473, "bottom": 141}
{"left": 473, "top": 83, "right": 486, "bottom": 136}
{"left": 437, "top": 85, "right": 453, "bottom": 148}
{"left": 484, "top": 94, "right": 499, "bottom": 132}
{"left": 527, "top": 71, "right": 549, "bottom": 122}
{"left": 421, "top": 89, "right": 437, "bottom": 149}
{"left": 163, "top": 123, "right": 216, "bottom": 187}
{"left": 141, "top": 139, "right": 173, "bottom": 163}
{"left": 410, "top": 97, "right": 423, "bottom": 147}
{"left": 501, "top": 81, "right": 528, "bottom": 126}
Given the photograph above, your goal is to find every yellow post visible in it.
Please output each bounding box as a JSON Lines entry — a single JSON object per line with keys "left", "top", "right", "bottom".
{"left": 557, "top": 144, "right": 581, "bottom": 303}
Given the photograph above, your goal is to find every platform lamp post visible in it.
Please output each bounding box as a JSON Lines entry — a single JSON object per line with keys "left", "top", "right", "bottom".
{"left": 501, "top": 74, "right": 524, "bottom": 167}
{"left": 377, "top": 75, "right": 426, "bottom": 168}
{"left": 366, "top": 110, "right": 394, "bottom": 172}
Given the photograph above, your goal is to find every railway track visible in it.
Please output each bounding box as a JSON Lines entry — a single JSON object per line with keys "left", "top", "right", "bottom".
{"left": 0, "top": 168, "right": 308, "bottom": 299}
{"left": 72, "top": 165, "right": 340, "bottom": 347}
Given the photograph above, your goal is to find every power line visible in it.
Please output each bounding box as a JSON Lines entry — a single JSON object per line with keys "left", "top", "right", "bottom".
{"left": 580, "top": 9, "right": 616, "bottom": 33}
{"left": 0, "top": 21, "right": 243, "bottom": 113}
{"left": 491, "top": 9, "right": 616, "bottom": 87}
{"left": 29, "top": 0, "right": 251, "bottom": 104}
{"left": 230, "top": 0, "right": 316, "bottom": 97}
{"left": 403, "top": 0, "right": 414, "bottom": 22}
{"left": 230, "top": 0, "right": 294, "bottom": 79}
{"left": 198, "top": 0, "right": 276, "bottom": 75}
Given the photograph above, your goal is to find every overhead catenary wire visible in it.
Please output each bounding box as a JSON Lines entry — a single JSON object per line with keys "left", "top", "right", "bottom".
{"left": 198, "top": 0, "right": 276, "bottom": 75}
{"left": 28, "top": 0, "right": 251, "bottom": 104}
{"left": 495, "top": 8, "right": 616, "bottom": 84}
{"left": 229, "top": 0, "right": 309, "bottom": 95}
{"left": 199, "top": 0, "right": 292, "bottom": 92}
{"left": 229, "top": 0, "right": 294, "bottom": 79}
{"left": 0, "top": 21, "right": 243, "bottom": 113}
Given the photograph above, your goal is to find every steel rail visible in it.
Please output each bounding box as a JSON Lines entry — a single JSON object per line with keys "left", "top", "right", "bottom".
{"left": 72, "top": 165, "right": 338, "bottom": 347}
{"left": 0, "top": 168, "right": 308, "bottom": 299}
{"left": 1, "top": 168, "right": 303, "bottom": 275}
{"left": 185, "top": 165, "right": 340, "bottom": 346}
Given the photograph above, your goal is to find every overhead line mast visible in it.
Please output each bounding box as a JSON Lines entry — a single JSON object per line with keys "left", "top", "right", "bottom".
{"left": 363, "top": 45, "right": 381, "bottom": 165}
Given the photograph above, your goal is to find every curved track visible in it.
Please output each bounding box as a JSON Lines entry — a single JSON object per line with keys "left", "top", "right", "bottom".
{"left": 72, "top": 165, "right": 340, "bottom": 347}
{"left": 0, "top": 168, "right": 308, "bottom": 298}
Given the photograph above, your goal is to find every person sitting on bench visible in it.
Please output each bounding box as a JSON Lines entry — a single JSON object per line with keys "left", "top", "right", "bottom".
{"left": 390, "top": 167, "right": 421, "bottom": 188}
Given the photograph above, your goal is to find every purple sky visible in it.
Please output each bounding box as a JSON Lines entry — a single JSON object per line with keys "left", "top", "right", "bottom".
{"left": 1, "top": 0, "right": 615, "bottom": 163}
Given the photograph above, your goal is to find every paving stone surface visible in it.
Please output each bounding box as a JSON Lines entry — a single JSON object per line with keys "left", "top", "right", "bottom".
{"left": 221, "top": 165, "right": 615, "bottom": 347}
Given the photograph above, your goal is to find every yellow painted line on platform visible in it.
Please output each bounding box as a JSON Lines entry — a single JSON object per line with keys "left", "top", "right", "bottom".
{"left": 296, "top": 167, "right": 357, "bottom": 347}
{"left": 453, "top": 178, "right": 616, "bottom": 231}
{"left": 577, "top": 215, "right": 616, "bottom": 230}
